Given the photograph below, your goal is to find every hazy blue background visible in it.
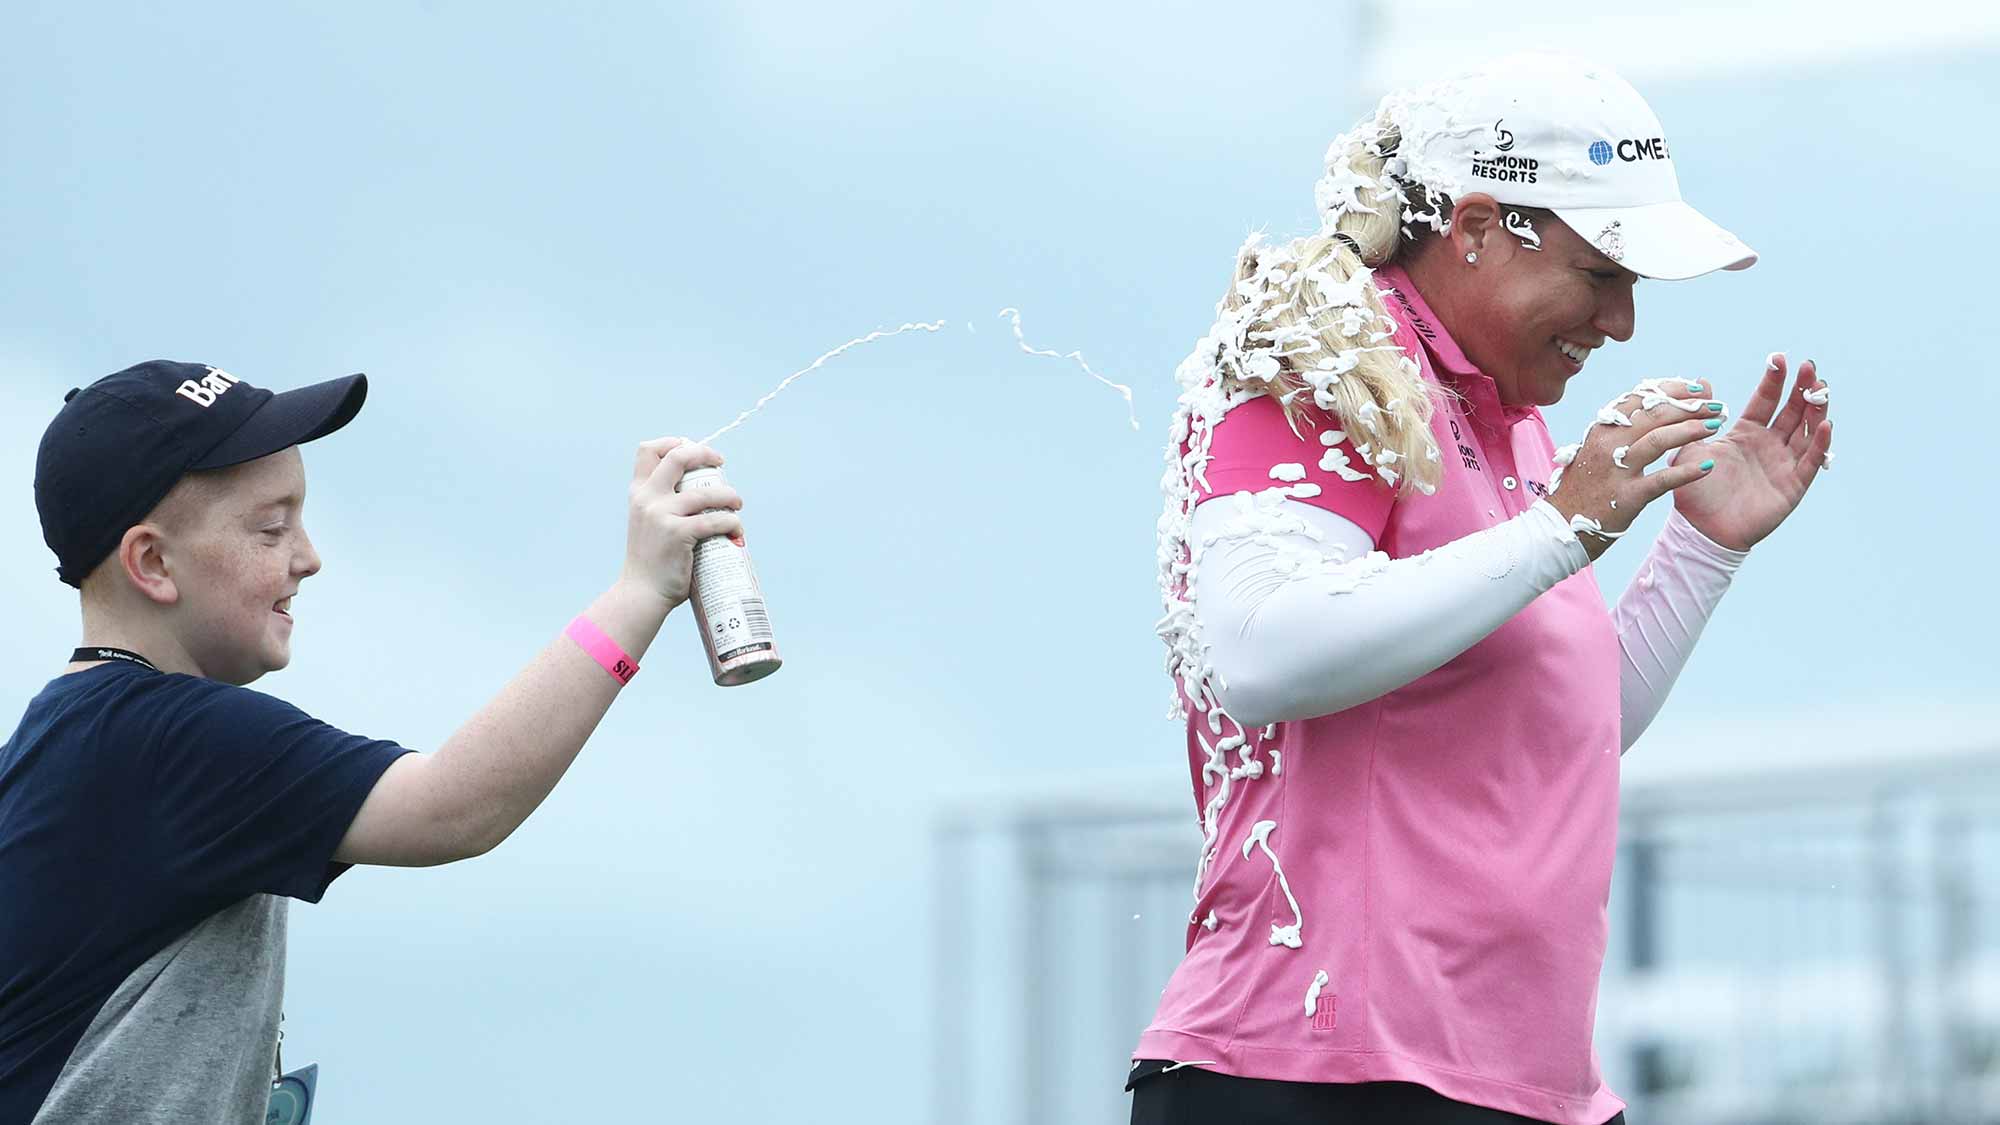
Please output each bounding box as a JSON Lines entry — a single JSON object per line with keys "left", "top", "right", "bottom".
{"left": 3, "top": 3, "right": 1995, "bottom": 1121}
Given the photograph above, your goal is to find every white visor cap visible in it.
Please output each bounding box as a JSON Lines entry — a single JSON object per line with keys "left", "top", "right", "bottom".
{"left": 1383, "top": 52, "right": 1756, "bottom": 281}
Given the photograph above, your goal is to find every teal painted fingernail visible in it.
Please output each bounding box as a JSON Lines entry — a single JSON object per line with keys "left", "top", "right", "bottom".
{"left": 1700, "top": 459, "right": 1715, "bottom": 471}
{"left": 1686, "top": 381, "right": 1703, "bottom": 393}
{"left": 1706, "top": 402, "right": 1724, "bottom": 412}
{"left": 1704, "top": 418, "right": 1722, "bottom": 430}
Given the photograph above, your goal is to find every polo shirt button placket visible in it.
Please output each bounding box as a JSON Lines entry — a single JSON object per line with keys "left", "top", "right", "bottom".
{"left": 1485, "top": 437, "right": 1524, "bottom": 518}
{"left": 1467, "top": 407, "right": 1523, "bottom": 520}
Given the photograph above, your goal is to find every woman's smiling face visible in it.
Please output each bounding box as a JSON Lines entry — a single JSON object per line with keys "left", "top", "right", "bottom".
{"left": 1425, "top": 200, "right": 1641, "bottom": 408}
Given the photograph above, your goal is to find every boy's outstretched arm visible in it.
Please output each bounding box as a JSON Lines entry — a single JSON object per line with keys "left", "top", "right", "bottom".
{"left": 334, "top": 437, "right": 742, "bottom": 867}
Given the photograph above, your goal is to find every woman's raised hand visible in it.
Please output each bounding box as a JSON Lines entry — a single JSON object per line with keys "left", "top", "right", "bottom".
{"left": 1546, "top": 378, "right": 1724, "bottom": 562}
{"left": 1668, "top": 354, "right": 1831, "bottom": 551}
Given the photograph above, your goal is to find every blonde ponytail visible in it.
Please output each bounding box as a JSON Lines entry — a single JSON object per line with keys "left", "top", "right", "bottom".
{"left": 1155, "top": 110, "right": 1463, "bottom": 721}
{"left": 1208, "top": 121, "right": 1444, "bottom": 496}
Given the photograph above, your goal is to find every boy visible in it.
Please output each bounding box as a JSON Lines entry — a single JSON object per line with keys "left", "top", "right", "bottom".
{"left": 0, "top": 360, "right": 742, "bottom": 1123}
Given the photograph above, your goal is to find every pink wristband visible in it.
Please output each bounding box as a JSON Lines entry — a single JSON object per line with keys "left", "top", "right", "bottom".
{"left": 565, "top": 615, "right": 638, "bottom": 686}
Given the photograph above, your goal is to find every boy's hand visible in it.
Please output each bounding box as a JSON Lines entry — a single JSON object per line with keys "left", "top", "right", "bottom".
{"left": 622, "top": 438, "right": 743, "bottom": 609}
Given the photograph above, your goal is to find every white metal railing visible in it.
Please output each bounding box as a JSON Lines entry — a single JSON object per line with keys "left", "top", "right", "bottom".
{"left": 931, "top": 745, "right": 2000, "bottom": 1125}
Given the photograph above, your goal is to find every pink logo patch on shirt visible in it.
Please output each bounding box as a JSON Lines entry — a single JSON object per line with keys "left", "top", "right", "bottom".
{"left": 1312, "top": 994, "right": 1337, "bottom": 1031}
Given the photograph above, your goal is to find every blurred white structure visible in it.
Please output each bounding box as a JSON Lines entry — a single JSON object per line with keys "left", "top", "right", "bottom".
{"left": 1363, "top": 0, "right": 2000, "bottom": 87}
{"left": 931, "top": 712, "right": 2000, "bottom": 1125}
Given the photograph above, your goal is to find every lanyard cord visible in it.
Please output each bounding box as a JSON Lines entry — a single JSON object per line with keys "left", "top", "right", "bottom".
{"left": 69, "top": 647, "right": 160, "bottom": 672}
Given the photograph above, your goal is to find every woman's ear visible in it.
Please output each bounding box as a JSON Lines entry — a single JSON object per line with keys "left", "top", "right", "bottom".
{"left": 118, "top": 524, "right": 181, "bottom": 607}
{"left": 1450, "top": 193, "right": 1505, "bottom": 264}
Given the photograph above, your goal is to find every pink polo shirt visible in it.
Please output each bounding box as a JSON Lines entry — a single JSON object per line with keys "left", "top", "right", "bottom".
{"left": 1135, "top": 264, "right": 1625, "bottom": 1125}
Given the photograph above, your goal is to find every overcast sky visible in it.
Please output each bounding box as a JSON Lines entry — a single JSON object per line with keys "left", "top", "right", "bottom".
{"left": 3, "top": 3, "right": 1996, "bottom": 1121}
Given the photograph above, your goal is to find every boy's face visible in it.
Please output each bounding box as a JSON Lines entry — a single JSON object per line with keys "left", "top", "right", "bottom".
{"left": 162, "top": 447, "right": 321, "bottom": 685}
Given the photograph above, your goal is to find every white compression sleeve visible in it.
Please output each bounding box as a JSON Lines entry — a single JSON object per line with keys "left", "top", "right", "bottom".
{"left": 1612, "top": 510, "right": 1749, "bottom": 752}
{"left": 1189, "top": 494, "right": 1590, "bottom": 728}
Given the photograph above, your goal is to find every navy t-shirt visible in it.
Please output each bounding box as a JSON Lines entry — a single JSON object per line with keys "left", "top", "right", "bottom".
{"left": 0, "top": 662, "right": 411, "bottom": 1122}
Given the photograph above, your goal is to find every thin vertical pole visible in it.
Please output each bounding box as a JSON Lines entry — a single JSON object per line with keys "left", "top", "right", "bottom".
{"left": 1872, "top": 794, "right": 1913, "bottom": 1121}
{"left": 1019, "top": 821, "right": 1049, "bottom": 1125}
{"left": 932, "top": 820, "right": 967, "bottom": 1125}
{"left": 1933, "top": 805, "right": 1970, "bottom": 1125}
{"left": 1625, "top": 823, "right": 1666, "bottom": 1101}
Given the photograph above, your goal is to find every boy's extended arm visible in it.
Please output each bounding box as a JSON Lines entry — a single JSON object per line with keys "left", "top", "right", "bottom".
{"left": 334, "top": 438, "right": 741, "bottom": 867}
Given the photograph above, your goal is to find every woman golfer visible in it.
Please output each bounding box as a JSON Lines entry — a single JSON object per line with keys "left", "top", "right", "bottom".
{"left": 1131, "top": 53, "right": 1831, "bottom": 1125}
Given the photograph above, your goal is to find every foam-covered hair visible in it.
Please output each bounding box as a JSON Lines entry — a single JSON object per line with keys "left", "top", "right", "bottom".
{"left": 1155, "top": 81, "right": 1542, "bottom": 721}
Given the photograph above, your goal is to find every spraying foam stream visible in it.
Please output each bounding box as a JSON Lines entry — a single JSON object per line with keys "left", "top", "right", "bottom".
{"left": 999, "top": 307, "right": 1140, "bottom": 430}
{"left": 698, "top": 312, "right": 1142, "bottom": 445}
{"left": 699, "top": 321, "right": 947, "bottom": 445}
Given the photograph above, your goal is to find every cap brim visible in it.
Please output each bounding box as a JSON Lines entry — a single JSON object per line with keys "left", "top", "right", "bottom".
{"left": 1552, "top": 200, "right": 1757, "bottom": 281}
{"left": 191, "top": 374, "right": 367, "bottom": 470}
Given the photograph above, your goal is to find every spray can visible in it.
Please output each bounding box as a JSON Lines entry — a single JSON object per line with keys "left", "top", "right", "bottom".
{"left": 676, "top": 466, "right": 782, "bottom": 686}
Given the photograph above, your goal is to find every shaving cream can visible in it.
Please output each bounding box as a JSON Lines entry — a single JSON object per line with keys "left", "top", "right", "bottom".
{"left": 676, "top": 466, "right": 782, "bottom": 686}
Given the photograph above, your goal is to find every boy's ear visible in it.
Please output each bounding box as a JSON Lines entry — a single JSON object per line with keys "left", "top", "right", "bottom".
{"left": 117, "top": 524, "right": 181, "bottom": 607}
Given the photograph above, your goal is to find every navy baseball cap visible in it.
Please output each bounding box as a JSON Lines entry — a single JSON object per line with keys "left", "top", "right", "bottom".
{"left": 34, "top": 361, "right": 367, "bottom": 587}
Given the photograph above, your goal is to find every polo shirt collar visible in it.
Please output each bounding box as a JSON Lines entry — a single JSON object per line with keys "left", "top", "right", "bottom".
{"left": 1373, "top": 262, "right": 1539, "bottom": 429}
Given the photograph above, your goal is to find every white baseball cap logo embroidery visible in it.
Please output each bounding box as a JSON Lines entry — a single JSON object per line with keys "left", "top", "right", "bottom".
{"left": 1595, "top": 221, "right": 1626, "bottom": 263}
{"left": 173, "top": 367, "right": 241, "bottom": 408}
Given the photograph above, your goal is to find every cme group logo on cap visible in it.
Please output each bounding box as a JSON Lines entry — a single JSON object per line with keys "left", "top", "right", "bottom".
{"left": 1589, "top": 137, "right": 1672, "bottom": 165}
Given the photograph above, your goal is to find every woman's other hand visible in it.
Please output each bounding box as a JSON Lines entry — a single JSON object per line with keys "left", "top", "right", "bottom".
{"left": 1547, "top": 377, "right": 1723, "bottom": 562}
{"left": 1669, "top": 354, "right": 1831, "bottom": 551}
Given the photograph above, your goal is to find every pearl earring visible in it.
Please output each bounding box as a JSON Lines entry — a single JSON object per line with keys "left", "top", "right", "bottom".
{"left": 1465, "top": 252, "right": 1478, "bottom": 264}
